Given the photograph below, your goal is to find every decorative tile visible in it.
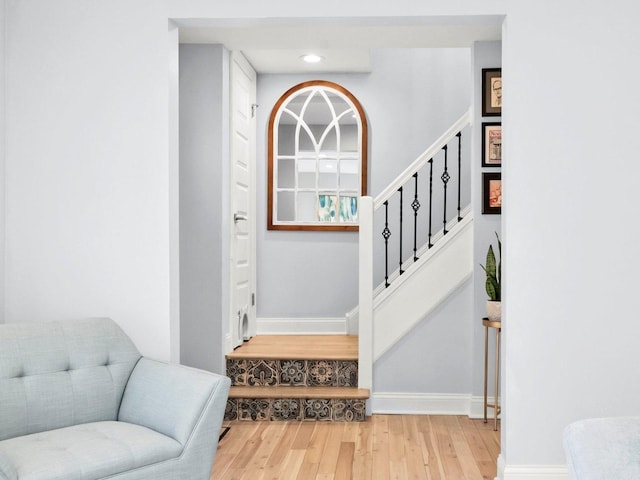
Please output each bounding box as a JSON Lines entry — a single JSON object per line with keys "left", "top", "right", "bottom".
{"left": 226, "top": 359, "right": 247, "bottom": 386}
{"left": 332, "top": 399, "right": 366, "bottom": 422}
{"left": 238, "top": 398, "right": 270, "bottom": 421}
{"left": 224, "top": 399, "right": 238, "bottom": 421}
{"left": 271, "top": 398, "right": 302, "bottom": 421}
{"left": 303, "top": 398, "right": 332, "bottom": 421}
{"left": 247, "top": 360, "right": 278, "bottom": 386}
{"left": 307, "top": 360, "right": 337, "bottom": 386}
{"left": 278, "top": 359, "right": 306, "bottom": 386}
{"left": 336, "top": 361, "right": 358, "bottom": 387}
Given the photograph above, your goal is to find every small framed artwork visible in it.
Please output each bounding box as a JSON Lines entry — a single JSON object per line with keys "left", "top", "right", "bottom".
{"left": 482, "top": 172, "right": 502, "bottom": 214}
{"left": 482, "top": 68, "right": 502, "bottom": 117}
{"left": 482, "top": 122, "right": 502, "bottom": 167}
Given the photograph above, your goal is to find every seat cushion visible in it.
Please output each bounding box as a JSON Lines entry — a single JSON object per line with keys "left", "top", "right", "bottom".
{"left": 0, "top": 421, "right": 183, "bottom": 480}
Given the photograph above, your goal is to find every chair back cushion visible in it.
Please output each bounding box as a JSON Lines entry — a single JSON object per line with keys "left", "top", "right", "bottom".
{"left": 0, "top": 318, "right": 141, "bottom": 441}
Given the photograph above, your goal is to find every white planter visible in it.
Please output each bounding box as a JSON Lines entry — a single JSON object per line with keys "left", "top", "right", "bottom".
{"left": 486, "top": 301, "right": 502, "bottom": 322}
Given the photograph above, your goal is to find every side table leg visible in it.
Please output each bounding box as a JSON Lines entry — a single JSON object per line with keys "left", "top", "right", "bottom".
{"left": 484, "top": 324, "right": 488, "bottom": 423}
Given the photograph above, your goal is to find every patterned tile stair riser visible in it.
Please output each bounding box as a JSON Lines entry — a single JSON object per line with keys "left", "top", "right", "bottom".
{"left": 226, "top": 359, "right": 358, "bottom": 387}
{"left": 224, "top": 397, "right": 366, "bottom": 422}
{"left": 225, "top": 357, "right": 364, "bottom": 422}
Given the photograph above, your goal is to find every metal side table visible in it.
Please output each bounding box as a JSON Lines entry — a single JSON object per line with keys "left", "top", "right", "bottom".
{"left": 483, "top": 317, "right": 501, "bottom": 431}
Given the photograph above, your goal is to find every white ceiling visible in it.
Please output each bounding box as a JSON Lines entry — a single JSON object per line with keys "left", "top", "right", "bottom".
{"left": 178, "top": 18, "right": 503, "bottom": 74}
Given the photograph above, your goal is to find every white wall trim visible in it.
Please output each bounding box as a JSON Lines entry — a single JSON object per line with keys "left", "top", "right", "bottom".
{"left": 256, "top": 317, "right": 347, "bottom": 335}
{"left": 224, "top": 333, "right": 232, "bottom": 355}
{"left": 469, "top": 394, "right": 500, "bottom": 419}
{"left": 167, "top": 21, "right": 180, "bottom": 364}
{"left": 371, "top": 392, "right": 499, "bottom": 417}
{"left": 501, "top": 465, "right": 569, "bottom": 480}
{"left": 496, "top": 454, "right": 506, "bottom": 480}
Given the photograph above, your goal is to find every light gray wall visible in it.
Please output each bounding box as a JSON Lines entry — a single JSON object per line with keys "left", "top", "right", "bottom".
{"left": 374, "top": 279, "right": 473, "bottom": 393}
{"left": 502, "top": 3, "right": 640, "bottom": 466}
{"left": 179, "top": 44, "right": 228, "bottom": 374}
{"left": 5, "top": 1, "right": 640, "bottom": 472}
{"left": 3, "top": 1, "right": 177, "bottom": 360}
{"left": 0, "top": 0, "right": 5, "bottom": 324}
{"left": 257, "top": 48, "right": 471, "bottom": 318}
{"left": 471, "top": 41, "right": 502, "bottom": 398}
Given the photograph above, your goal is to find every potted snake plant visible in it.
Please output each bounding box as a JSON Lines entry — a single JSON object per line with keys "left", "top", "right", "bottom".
{"left": 480, "top": 233, "right": 501, "bottom": 321}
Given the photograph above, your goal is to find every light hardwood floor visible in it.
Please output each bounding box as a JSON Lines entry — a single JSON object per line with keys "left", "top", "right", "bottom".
{"left": 211, "top": 415, "right": 500, "bottom": 480}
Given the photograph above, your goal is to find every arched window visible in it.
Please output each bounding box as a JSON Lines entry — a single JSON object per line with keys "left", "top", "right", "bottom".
{"left": 268, "top": 80, "right": 368, "bottom": 231}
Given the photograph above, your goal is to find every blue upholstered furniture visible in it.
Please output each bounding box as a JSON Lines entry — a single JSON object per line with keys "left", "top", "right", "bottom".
{"left": 0, "top": 318, "right": 230, "bottom": 480}
{"left": 563, "top": 417, "right": 640, "bottom": 480}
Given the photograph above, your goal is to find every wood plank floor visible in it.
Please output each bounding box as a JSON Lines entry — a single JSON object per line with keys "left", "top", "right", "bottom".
{"left": 211, "top": 415, "right": 500, "bottom": 480}
{"left": 226, "top": 335, "right": 358, "bottom": 361}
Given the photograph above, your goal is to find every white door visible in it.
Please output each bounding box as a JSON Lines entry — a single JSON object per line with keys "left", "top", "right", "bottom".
{"left": 229, "top": 52, "right": 257, "bottom": 349}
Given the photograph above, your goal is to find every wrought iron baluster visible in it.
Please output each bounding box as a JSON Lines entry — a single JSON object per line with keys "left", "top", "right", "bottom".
{"left": 411, "top": 173, "right": 420, "bottom": 261}
{"left": 382, "top": 201, "right": 391, "bottom": 288}
{"left": 457, "top": 131, "right": 462, "bottom": 221}
{"left": 398, "top": 187, "right": 404, "bottom": 275}
{"left": 441, "top": 145, "right": 450, "bottom": 235}
{"left": 428, "top": 158, "right": 434, "bottom": 248}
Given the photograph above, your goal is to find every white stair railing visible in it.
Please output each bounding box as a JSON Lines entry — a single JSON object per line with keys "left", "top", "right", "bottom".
{"left": 358, "top": 109, "right": 473, "bottom": 391}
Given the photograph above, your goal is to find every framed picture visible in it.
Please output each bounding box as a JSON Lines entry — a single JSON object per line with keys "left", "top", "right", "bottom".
{"left": 482, "top": 122, "right": 502, "bottom": 167}
{"left": 482, "top": 172, "right": 502, "bottom": 214}
{"left": 482, "top": 68, "right": 502, "bottom": 117}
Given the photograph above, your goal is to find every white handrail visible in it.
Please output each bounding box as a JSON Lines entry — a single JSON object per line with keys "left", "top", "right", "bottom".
{"left": 373, "top": 109, "right": 472, "bottom": 210}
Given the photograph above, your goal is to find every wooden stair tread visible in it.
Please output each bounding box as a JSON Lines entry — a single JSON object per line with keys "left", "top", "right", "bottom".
{"left": 226, "top": 335, "right": 358, "bottom": 360}
{"left": 229, "top": 386, "right": 370, "bottom": 399}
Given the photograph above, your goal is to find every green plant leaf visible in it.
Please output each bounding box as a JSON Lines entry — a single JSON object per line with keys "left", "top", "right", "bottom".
{"left": 481, "top": 233, "right": 502, "bottom": 301}
{"left": 485, "top": 245, "right": 496, "bottom": 277}
{"left": 485, "top": 276, "right": 498, "bottom": 301}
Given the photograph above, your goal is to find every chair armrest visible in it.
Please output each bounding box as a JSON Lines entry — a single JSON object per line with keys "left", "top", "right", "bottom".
{"left": 564, "top": 417, "right": 640, "bottom": 480}
{"left": 118, "top": 358, "right": 230, "bottom": 446}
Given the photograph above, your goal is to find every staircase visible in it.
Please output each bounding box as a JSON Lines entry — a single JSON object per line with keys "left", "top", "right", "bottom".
{"left": 224, "top": 335, "right": 370, "bottom": 422}
{"left": 224, "top": 111, "right": 473, "bottom": 420}
{"left": 358, "top": 110, "right": 473, "bottom": 390}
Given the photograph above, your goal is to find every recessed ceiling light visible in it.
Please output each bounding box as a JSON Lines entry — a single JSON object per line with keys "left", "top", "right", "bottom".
{"left": 301, "top": 54, "right": 324, "bottom": 64}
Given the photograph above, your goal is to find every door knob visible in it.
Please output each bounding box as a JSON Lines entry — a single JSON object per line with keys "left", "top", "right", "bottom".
{"left": 234, "top": 213, "right": 248, "bottom": 224}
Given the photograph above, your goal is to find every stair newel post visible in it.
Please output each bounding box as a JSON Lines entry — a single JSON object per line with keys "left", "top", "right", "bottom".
{"left": 456, "top": 131, "right": 462, "bottom": 222}
{"left": 382, "top": 201, "right": 391, "bottom": 288}
{"left": 358, "top": 196, "right": 373, "bottom": 395}
{"left": 412, "top": 173, "right": 420, "bottom": 262}
{"left": 441, "top": 145, "right": 449, "bottom": 235}
{"left": 398, "top": 186, "right": 404, "bottom": 275}
{"left": 428, "top": 158, "right": 434, "bottom": 248}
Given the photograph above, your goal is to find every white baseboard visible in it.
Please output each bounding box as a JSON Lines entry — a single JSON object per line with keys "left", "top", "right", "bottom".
{"left": 501, "top": 465, "right": 568, "bottom": 480}
{"left": 372, "top": 393, "right": 470, "bottom": 414}
{"left": 372, "top": 392, "right": 500, "bottom": 418}
{"left": 469, "top": 395, "right": 486, "bottom": 419}
{"left": 256, "top": 317, "right": 347, "bottom": 335}
{"left": 494, "top": 454, "right": 568, "bottom": 480}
